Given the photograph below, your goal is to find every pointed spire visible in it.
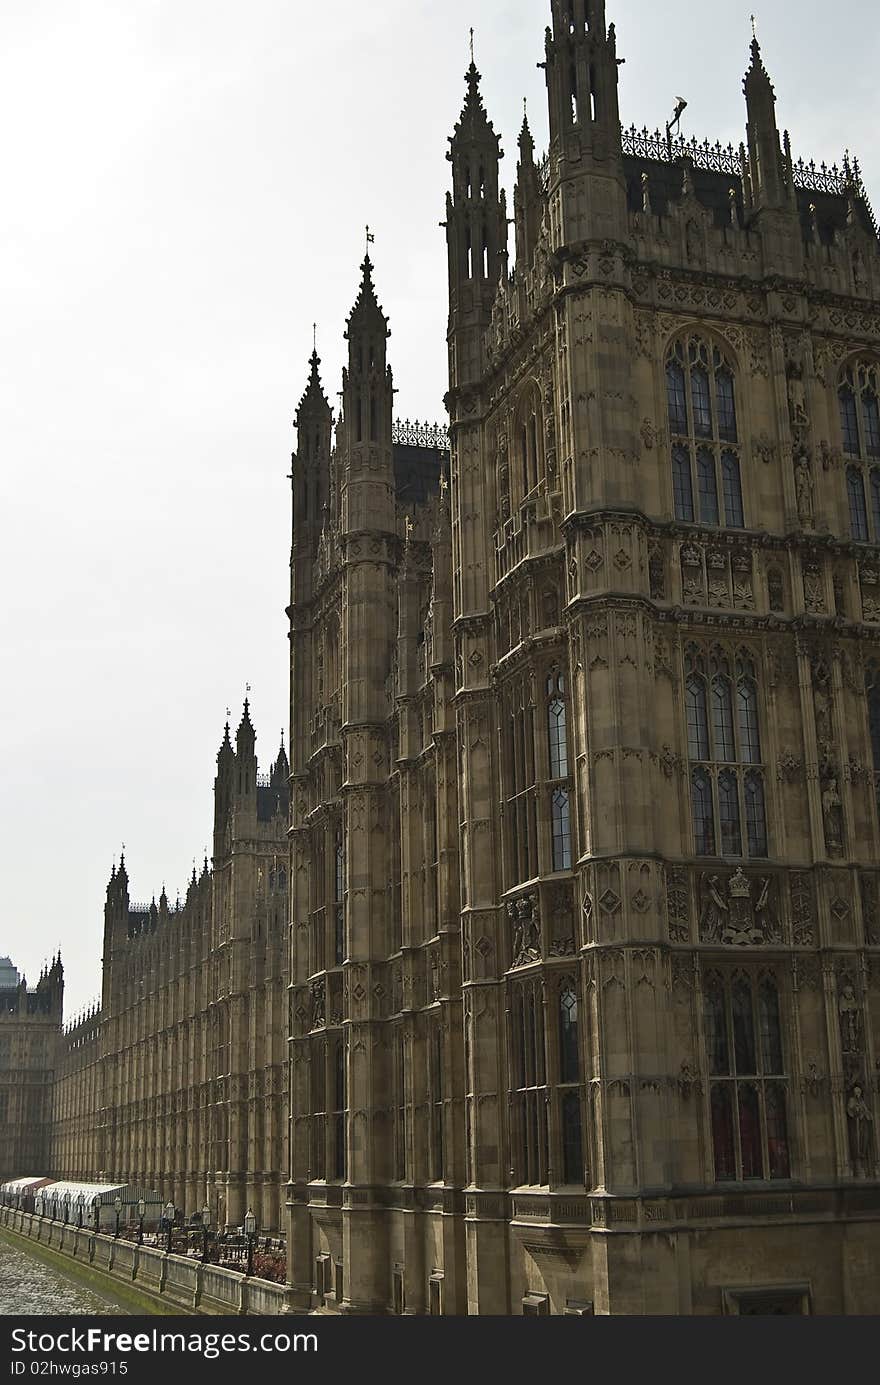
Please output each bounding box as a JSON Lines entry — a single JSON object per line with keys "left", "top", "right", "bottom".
{"left": 744, "top": 30, "right": 774, "bottom": 100}
{"left": 518, "top": 100, "right": 535, "bottom": 163}
{"left": 295, "top": 344, "right": 330, "bottom": 423}
{"left": 345, "top": 248, "right": 389, "bottom": 341}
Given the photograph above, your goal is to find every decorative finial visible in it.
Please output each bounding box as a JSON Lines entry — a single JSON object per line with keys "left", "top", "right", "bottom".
{"left": 751, "top": 13, "right": 757, "bottom": 40}
{"left": 366, "top": 224, "right": 375, "bottom": 253}
{"left": 469, "top": 27, "right": 474, "bottom": 63}
{"left": 226, "top": 707, "right": 231, "bottom": 720}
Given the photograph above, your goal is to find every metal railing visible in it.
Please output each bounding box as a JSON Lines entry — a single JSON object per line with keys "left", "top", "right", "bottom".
{"left": 392, "top": 419, "right": 450, "bottom": 451}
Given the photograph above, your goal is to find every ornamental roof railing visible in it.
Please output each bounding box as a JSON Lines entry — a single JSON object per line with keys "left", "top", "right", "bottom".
{"left": 537, "top": 128, "right": 876, "bottom": 233}
{"left": 621, "top": 125, "right": 744, "bottom": 176}
{"left": 392, "top": 419, "right": 450, "bottom": 451}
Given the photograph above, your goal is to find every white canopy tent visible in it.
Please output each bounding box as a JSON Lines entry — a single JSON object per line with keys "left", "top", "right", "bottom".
{"left": 2, "top": 1178, "right": 164, "bottom": 1228}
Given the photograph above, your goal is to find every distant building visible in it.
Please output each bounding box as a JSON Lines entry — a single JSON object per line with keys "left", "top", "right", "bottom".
{"left": 0, "top": 957, "right": 63, "bottom": 1181}
{"left": 50, "top": 707, "right": 291, "bottom": 1233}
{"left": 0, "top": 957, "right": 20, "bottom": 990}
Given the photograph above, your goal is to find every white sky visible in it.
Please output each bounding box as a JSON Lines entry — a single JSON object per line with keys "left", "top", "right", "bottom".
{"left": 2, "top": 0, "right": 878, "bottom": 1018}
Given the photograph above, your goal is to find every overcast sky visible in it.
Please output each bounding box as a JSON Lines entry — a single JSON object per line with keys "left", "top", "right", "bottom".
{"left": 2, "top": 0, "right": 878, "bottom": 1018}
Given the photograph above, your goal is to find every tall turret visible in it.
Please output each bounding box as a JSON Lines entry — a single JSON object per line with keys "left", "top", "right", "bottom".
{"left": 213, "top": 719, "right": 235, "bottom": 857}
{"left": 743, "top": 35, "right": 791, "bottom": 212}
{"left": 542, "top": 0, "right": 627, "bottom": 243}
{"left": 292, "top": 346, "right": 332, "bottom": 563}
{"left": 514, "top": 106, "right": 542, "bottom": 276}
{"left": 340, "top": 252, "right": 395, "bottom": 538}
{"left": 445, "top": 57, "right": 507, "bottom": 390}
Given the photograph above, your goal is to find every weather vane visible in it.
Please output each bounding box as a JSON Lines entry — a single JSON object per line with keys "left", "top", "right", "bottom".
{"left": 751, "top": 13, "right": 757, "bottom": 40}
{"left": 469, "top": 27, "right": 474, "bottom": 63}
{"left": 366, "top": 224, "right": 375, "bottom": 251}
{"left": 313, "top": 322, "right": 317, "bottom": 351}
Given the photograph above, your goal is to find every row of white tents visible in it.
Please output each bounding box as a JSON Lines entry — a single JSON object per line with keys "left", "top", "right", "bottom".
{"left": 1, "top": 1177, "right": 166, "bottom": 1229}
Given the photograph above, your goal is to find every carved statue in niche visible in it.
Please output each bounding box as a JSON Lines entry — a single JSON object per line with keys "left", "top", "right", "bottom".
{"left": 786, "top": 357, "right": 809, "bottom": 429}
{"left": 310, "top": 979, "right": 326, "bottom": 1029}
{"left": 839, "top": 980, "right": 863, "bottom": 1054}
{"left": 821, "top": 771, "right": 844, "bottom": 853}
{"left": 803, "top": 561, "right": 824, "bottom": 613}
{"left": 768, "top": 568, "right": 785, "bottom": 613}
{"left": 794, "top": 453, "right": 815, "bottom": 527}
{"left": 508, "top": 892, "right": 541, "bottom": 967}
{"left": 685, "top": 218, "right": 702, "bottom": 264}
{"left": 852, "top": 248, "right": 865, "bottom": 293}
{"left": 649, "top": 542, "right": 665, "bottom": 600}
{"left": 812, "top": 667, "right": 833, "bottom": 759}
{"left": 498, "top": 429, "right": 510, "bottom": 522}
{"left": 846, "top": 1084, "right": 873, "bottom": 1175}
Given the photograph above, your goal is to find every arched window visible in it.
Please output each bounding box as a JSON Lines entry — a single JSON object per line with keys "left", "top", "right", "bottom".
{"left": 551, "top": 788, "right": 572, "bottom": 871}
{"left": 666, "top": 338, "right": 744, "bottom": 528}
{"left": 686, "top": 674, "right": 710, "bottom": 760}
{"left": 712, "top": 674, "right": 735, "bottom": 762}
{"left": 547, "top": 671, "right": 568, "bottom": 778}
{"left": 722, "top": 452, "right": 745, "bottom": 528}
{"left": 848, "top": 467, "right": 869, "bottom": 542}
{"left": 719, "top": 770, "right": 742, "bottom": 855}
{"left": 745, "top": 773, "right": 768, "bottom": 858}
{"left": 839, "top": 361, "right": 880, "bottom": 540}
{"left": 516, "top": 387, "right": 544, "bottom": 499}
{"left": 672, "top": 444, "right": 695, "bottom": 521}
{"left": 333, "top": 1044, "right": 346, "bottom": 1181}
{"left": 698, "top": 448, "right": 719, "bottom": 525}
{"left": 737, "top": 670, "right": 761, "bottom": 764}
{"left": 510, "top": 978, "right": 549, "bottom": 1186}
{"left": 685, "top": 646, "right": 767, "bottom": 858}
{"left": 558, "top": 983, "right": 583, "bottom": 1184}
{"left": 705, "top": 973, "right": 789, "bottom": 1183}
{"left": 692, "top": 768, "right": 715, "bottom": 855}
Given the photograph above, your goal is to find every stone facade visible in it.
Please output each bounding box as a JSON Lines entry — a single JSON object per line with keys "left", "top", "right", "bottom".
{"left": 0, "top": 959, "right": 63, "bottom": 1181}
{"left": 34, "top": 0, "right": 880, "bottom": 1315}
{"left": 286, "top": 3, "right": 880, "bottom": 1314}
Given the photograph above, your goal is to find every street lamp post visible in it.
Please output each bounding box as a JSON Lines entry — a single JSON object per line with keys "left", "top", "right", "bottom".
{"left": 77, "top": 1196, "right": 83, "bottom": 1230}
{"left": 63, "top": 1193, "right": 70, "bottom": 1226}
{"left": 92, "top": 1196, "right": 100, "bottom": 1232}
{"left": 201, "top": 1203, "right": 211, "bottom": 1264}
{"left": 243, "top": 1208, "right": 256, "bottom": 1277}
{"left": 137, "top": 1198, "right": 146, "bottom": 1245}
{"left": 164, "top": 1201, "right": 175, "bottom": 1255}
{"left": 114, "top": 1196, "right": 122, "bottom": 1239}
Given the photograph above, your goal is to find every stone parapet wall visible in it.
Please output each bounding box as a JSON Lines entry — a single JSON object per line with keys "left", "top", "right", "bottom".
{"left": 0, "top": 1207, "right": 287, "bottom": 1317}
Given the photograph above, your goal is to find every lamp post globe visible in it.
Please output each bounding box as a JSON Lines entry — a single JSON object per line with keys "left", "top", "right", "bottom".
{"left": 201, "top": 1203, "right": 211, "bottom": 1263}
{"left": 243, "top": 1208, "right": 256, "bottom": 1277}
{"left": 114, "top": 1195, "right": 122, "bottom": 1239}
{"left": 164, "top": 1201, "right": 175, "bottom": 1254}
{"left": 137, "top": 1197, "right": 146, "bottom": 1245}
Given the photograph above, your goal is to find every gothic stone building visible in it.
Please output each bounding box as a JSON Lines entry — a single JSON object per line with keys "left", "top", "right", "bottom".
{"left": 287, "top": 2, "right": 880, "bottom": 1314}
{"left": 50, "top": 707, "right": 291, "bottom": 1233}
{"left": 0, "top": 958, "right": 63, "bottom": 1182}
